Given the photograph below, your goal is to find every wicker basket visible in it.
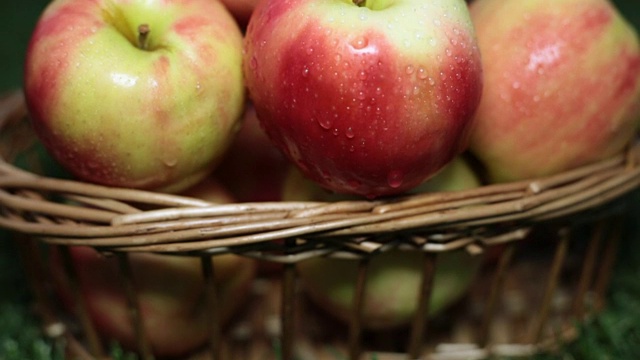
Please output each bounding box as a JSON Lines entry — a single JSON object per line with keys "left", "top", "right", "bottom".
{"left": 1, "top": 89, "right": 638, "bottom": 360}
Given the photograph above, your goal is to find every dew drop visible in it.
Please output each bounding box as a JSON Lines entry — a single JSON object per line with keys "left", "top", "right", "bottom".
{"left": 249, "top": 56, "right": 258, "bottom": 69}
{"left": 162, "top": 157, "right": 178, "bottom": 167}
{"left": 351, "top": 36, "right": 368, "bottom": 50}
{"left": 387, "top": 170, "right": 404, "bottom": 188}
{"left": 318, "top": 117, "right": 332, "bottom": 129}
{"left": 417, "top": 67, "right": 428, "bottom": 79}
{"left": 405, "top": 65, "right": 415, "bottom": 75}
{"left": 302, "top": 67, "right": 310, "bottom": 77}
{"left": 345, "top": 127, "right": 355, "bottom": 139}
{"left": 333, "top": 128, "right": 339, "bottom": 136}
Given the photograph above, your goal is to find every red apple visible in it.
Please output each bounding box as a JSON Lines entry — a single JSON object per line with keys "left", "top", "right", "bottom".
{"left": 24, "top": 0, "right": 246, "bottom": 193}
{"left": 243, "top": 0, "right": 483, "bottom": 198}
{"left": 284, "top": 157, "right": 484, "bottom": 329}
{"left": 50, "top": 178, "right": 256, "bottom": 357}
{"left": 468, "top": 0, "right": 640, "bottom": 182}
{"left": 214, "top": 102, "right": 291, "bottom": 202}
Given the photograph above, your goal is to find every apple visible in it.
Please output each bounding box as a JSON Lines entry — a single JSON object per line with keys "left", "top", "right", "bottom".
{"left": 50, "top": 178, "right": 257, "bottom": 357}
{"left": 219, "top": 0, "right": 260, "bottom": 30}
{"left": 24, "top": 0, "right": 246, "bottom": 193}
{"left": 284, "top": 157, "right": 484, "bottom": 329}
{"left": 214, "top": 102, "right": 291, "bottom": 202}
{"left": 467, "top": 0, "right": 640, "bottom": 183}
{"left": 243, "top": 0, "right": 483, "bottom": 198}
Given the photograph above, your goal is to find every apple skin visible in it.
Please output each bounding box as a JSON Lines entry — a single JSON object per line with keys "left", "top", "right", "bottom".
{"left": 243, "top": 0, "right": 483, "bottom": 198}
{"left": 468, "top": 0, "right": 640, "bottom": 183}
{"left": 219, "top": 0, "right": 260, "bottom": 30}
{"left": 50, "top": 178, "right": 257, "bottom": 357}
{"left": 283, "top": 157, "right": 484, "bottom": 329}
{"left": 24, "top": 0, "right": 246, "bottom": 193}
{"left": 214, "top": 102, "right": 291, "bottom": 202}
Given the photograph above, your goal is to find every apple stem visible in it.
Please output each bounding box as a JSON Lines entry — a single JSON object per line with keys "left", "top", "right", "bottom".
{"left": 138, "top": 24, "right": 150, "bottom": 50}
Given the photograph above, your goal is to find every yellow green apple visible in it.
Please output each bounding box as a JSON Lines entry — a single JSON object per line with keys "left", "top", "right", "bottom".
{"left": 24, "top": 0, "right": 246, "bottom": 193}
{"left": 284, "top": 157, "right": 484, "bottom": 329}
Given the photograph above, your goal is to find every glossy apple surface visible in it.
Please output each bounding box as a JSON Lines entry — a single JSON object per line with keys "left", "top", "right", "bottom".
{"left": 468, "top": 0, "right": 640, "bottom": 182}
{"left": 243, "top": 0, "right": 482, "bottom": 198}
{"left": 24, "top": 0, "right": 246, "bottom": 193}
{"left": 214, "top": 102, "right": 291, "bottom": 202}
{"left": 284, "top": 157, "right": 484, "bottom": 329}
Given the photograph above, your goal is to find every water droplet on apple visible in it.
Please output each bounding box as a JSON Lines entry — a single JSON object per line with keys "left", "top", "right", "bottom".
{"left": 319, "top": 117, "right": 332, "bottom": 130}
{"left": 417, "top": 67, "right": 428, "bottom": 79}
{"left": 428, "top": 77, "right": 436, "bottom": 86}
{"left": 302, "top": 67, "right": 310, "bottom": 77}
{"left": 358, "top": 70, "right": 367, "bottom": 80}
{"left": 357, "top": 91, "right": 366, "bottom": 100}
{"left": 306, "top": 47, "right": 314, "bottom": 55}
{"left": 512, "top": 81, "right": 521, "bottom": 89}
{"left": 405, "top": 65, "right": 415, "bottom": 75}
{"left": 345, "top": 127, "right": 355, "bottom": 139}
{"left": 387, "top": 170, "right": 404, "bottom": 188}
{"left": 249, "top": 56, "right": 258, "bottom": 70}
{"left": 350, "top": 36, "right": 368, "bottom": 50}
{"left": 163, "top": 157, "right": 178, "bottom": 167}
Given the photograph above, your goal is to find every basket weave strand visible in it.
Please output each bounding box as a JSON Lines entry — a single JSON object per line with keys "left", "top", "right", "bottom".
{"left": 0, "top": 90, "right": 638, "bottom": 259}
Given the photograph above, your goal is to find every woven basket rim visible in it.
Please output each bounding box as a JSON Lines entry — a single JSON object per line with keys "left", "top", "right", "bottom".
{"left": 1, "top": 90, "right": 638, "bottom": 258}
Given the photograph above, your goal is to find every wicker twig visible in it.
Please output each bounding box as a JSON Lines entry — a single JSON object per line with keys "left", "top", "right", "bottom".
{"left": 1, "top": 88, "right": 636, "bottom": 360}
{"left": 0, "top": 89, "right": 637, "bottom": 256}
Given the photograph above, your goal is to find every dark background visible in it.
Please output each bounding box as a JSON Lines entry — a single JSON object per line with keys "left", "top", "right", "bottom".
{"left": 0, "top": 0, "right": 638, "bottom": 92}
{"left": 0, "top": 1, "right": 639, "bottom": 359}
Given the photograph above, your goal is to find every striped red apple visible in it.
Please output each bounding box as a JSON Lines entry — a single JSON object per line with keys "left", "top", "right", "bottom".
{"left": 468, "top": 0, "right": 640, "bottom": 182}
{"left": 243, "top": 0, "right": 483, "bottom": 198}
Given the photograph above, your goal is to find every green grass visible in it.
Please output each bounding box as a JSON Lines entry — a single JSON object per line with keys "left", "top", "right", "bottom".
{"left": 1, "top": 1, "right": 639, "bottom": 359}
